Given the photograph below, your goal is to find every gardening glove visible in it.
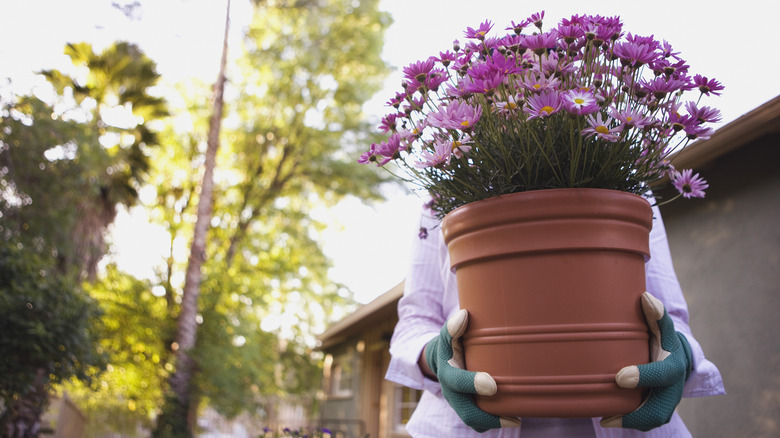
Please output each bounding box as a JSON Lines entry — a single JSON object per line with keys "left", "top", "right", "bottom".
{"left": 601, "top": 292, "right": 693, "bottom": 431}
{"left": 423, "top": 309, "right": 522, "bottom": 432}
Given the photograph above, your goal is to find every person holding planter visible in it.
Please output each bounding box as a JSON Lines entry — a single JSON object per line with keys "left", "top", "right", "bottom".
{"left": 386, "top": 203, "right": 723, "bottom": 437}
{"left": 365, "top": 11, "right": 725, "bottom": 438}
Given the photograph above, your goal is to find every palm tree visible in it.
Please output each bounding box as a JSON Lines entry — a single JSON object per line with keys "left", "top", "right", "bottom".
{"left": 154, "top": 2, "right": 231, "bottom": 435}
{"left": 40, "top": 41, "right": 169, "bottom": 279}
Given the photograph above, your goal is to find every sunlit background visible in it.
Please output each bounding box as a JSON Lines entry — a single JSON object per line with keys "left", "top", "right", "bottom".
{"left": 3, "top": 0, "right": 778, "bottom": 304}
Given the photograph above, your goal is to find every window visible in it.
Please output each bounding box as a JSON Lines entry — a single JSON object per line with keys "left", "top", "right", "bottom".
{"left": 329, "top": 354, "right": 354, "bottom": 397}
{"left": 393, "top": 385, "right": 423, "bottom": 433}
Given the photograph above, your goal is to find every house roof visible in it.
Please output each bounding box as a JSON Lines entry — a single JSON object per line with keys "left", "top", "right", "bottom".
{"left": 670, "top": 95, "right": 780, "bottom": 170}
{"left": 317, "top": 281, "right": 404, "bottom": 350}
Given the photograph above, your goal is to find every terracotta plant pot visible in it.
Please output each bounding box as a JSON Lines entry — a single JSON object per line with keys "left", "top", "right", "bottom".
{"left": 441, "top": 188, "right": 653, "bottom": 418}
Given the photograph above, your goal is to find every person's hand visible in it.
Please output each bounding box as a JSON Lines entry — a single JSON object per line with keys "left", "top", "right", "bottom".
{"left": 423, "top": 309, "right": 521, "bottom": 432}
{"left": 601, "top": 292, "right": 693, "bottom": 431}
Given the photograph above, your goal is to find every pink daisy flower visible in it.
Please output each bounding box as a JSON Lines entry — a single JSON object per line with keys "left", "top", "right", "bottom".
{"left": 582, "top": 113, "right": 619, "bottom": 142}
{"left": 506, "top": 19, "right": 530, "bottom": 35}
{"left": 641, "top": 76, "right": 687, "bottom": 99}
{"left": 426, "top": 100, "right": 482, "bottom": 130}
{"left": 436, "top": 50, "right": 458, "bottom": 68}
{"left": 693, "top": 74, "right": 724, "bottom": 96}
{"left": 464, "top": 20, "right": 494, "bottom": 40}
{"left": 358, "top": 143, "right": 377, "bottom": 165}
{"left": 613, "top": 38, "right": 658, "bottom": 68}
{"left": 562, "top": 89, "right": 599, "bottom": 115}
{"left": 375, "top": 133, "right": 403, "bottom": 165}
{"left": 609, "top": 107, "right": 652, "bottom": 131}
{"left": 493, "top": 94, "right": 523, "bottom": 114}
{"left": 403, "top": 58, "right": 436, "bottom": 83}
{"left": 522, "top": 29, "right": 558, "bottom": 56}
{"left": 529, "top": 11, "right": 545, "bottom": 29}
{"left": 414, "top": 139, "right": 452, "bottom": 168}
{"left": 518, "top": 73, "right": 560, "bottom": 93}
{"left": 685, "top": 101, "right": 722, "bottom": 124}
{"left": 526, "top": 91, "right": 563, "bottom": 119}
{"left": 379, "top": 112, "right": 401, "bottom": 133}
{"left": 671, "top": 169, "right": 708, "bottom": 198}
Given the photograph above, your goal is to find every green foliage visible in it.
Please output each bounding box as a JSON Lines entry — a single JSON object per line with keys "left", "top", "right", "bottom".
{"left": 233, "top": 0, "right": 392, "bottom": 207}
{"left": 63, "top": 265, "right": 173, "bottom": 436}
{"left": 0, "top": 41, "right": 168, "bottom": 278}
{"left": 145, "top": 0, "right": 393, "bottom": 422}
{"left": 0, "top": 95, "right": 93, "bottom": 259}
{"left": 1, "top": 0, "right": 392, "bottom": 433}
{"left": 0, "top": 238, "right": 105, "bottom": 408}
{"left": 0, "top": 40, "right": 169, "bottom": 434}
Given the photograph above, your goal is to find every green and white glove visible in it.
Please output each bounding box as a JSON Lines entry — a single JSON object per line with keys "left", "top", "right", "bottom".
{"left": 601, "top": 292, "right": 694, "bottom": 431}
{"left": 423, "top": 309, "right": 521, "bottom": 432}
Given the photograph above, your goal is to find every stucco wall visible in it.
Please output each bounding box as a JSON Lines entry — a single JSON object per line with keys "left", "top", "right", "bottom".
{"left": 660, "top": 133, "right": 780, "bottom": 437}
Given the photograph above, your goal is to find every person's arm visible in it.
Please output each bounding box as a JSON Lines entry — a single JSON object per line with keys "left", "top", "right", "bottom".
{"left": 643, "top": 205, "right": 725, "bottom": 397}
{"left": 601, "top": 206, "right": 725, "bottom": 431}
{"left": 385, "top": 209, "right": 448, "bottom": 393}
{"left": 418, "top": 349, "right": 437, "bottom": 380}
{"left": 385, "top": 208, "right": 520, "bottom": 432}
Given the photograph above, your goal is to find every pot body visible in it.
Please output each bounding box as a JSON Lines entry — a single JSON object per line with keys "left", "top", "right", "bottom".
{"left": 441, "top": 188, "right": 653, "bottom": 418}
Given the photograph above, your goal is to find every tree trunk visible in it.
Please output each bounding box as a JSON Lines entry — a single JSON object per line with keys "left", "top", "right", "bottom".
{"left": 0, "top": 368, "right": 50, "bottom": 438}
{"left": 159, "top": 1, "right": 230, "bottom": 435}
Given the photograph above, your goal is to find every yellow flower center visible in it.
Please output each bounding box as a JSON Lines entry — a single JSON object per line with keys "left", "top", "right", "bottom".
{"left": 595, "top": 125, "right": 610, "bottom": 134}
{"left": 507, "top": 102, "right": 517, "bottom": 110}
{"left": 461, "top": 121, "right": 471, "bottom": 127}
{"left": 541, "top": 105, "right": 554, "bottom": 114}
{"left": 533, "top": 84, "right": 542, "bottom": 90}
{"left": 626, "top": 116, "right": 633, "bottom": 122}
{"left": 452, "top": 141, "right": 462, "bottom": 151}
{"left": 574, "top": 98, "right": 585, "bottom": 105}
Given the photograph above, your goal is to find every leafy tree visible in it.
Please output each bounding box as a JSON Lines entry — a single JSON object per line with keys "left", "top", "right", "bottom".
{"left": 0, "top": 238, "right": 104, "bottom": 437}
{"left": 0, "top": 40, "right": 167, "bottom": 436}
{"left": 62, "top": 265, "right": 172, "bottom": 437}
{"left": 2, "top": 0, "right": 391, "bottom": 435}
{"left": 152, "top": 0, "right": 392, "bottom": 434}
{"left": 1, "top": 41, "right": 168, "bottom": 279}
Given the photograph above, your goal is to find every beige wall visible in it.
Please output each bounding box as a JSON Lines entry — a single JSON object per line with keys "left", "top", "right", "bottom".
{"left": 660, "top": 134, "right": 780, "bottom": 437}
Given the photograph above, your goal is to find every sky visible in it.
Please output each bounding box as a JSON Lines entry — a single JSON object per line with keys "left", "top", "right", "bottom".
{"left": 2, "top": 0, "right": 779, "bottom": 304}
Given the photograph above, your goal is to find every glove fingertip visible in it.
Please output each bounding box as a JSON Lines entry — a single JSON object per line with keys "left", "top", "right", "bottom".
{"left": 600, "top": 415, "right": 623, "bottom": 428}
{"left": 447, "top": 309, "right": 469, "bottom": 338}
{"left": 474, "top": 371, "right": 497, "bottom": 396}
{"left": 499, "top": 417, "right": 522, "bottom": 428}
{"left": 641, "top": 292, "right": 665, "bottom": 321}
{"left": 615, "top": 365, "right": 640, "bottom": 389}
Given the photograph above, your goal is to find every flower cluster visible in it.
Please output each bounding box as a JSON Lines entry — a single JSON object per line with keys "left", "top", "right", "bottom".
{"left": 360, "top": 12, "right": 721, "bottom": 217}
